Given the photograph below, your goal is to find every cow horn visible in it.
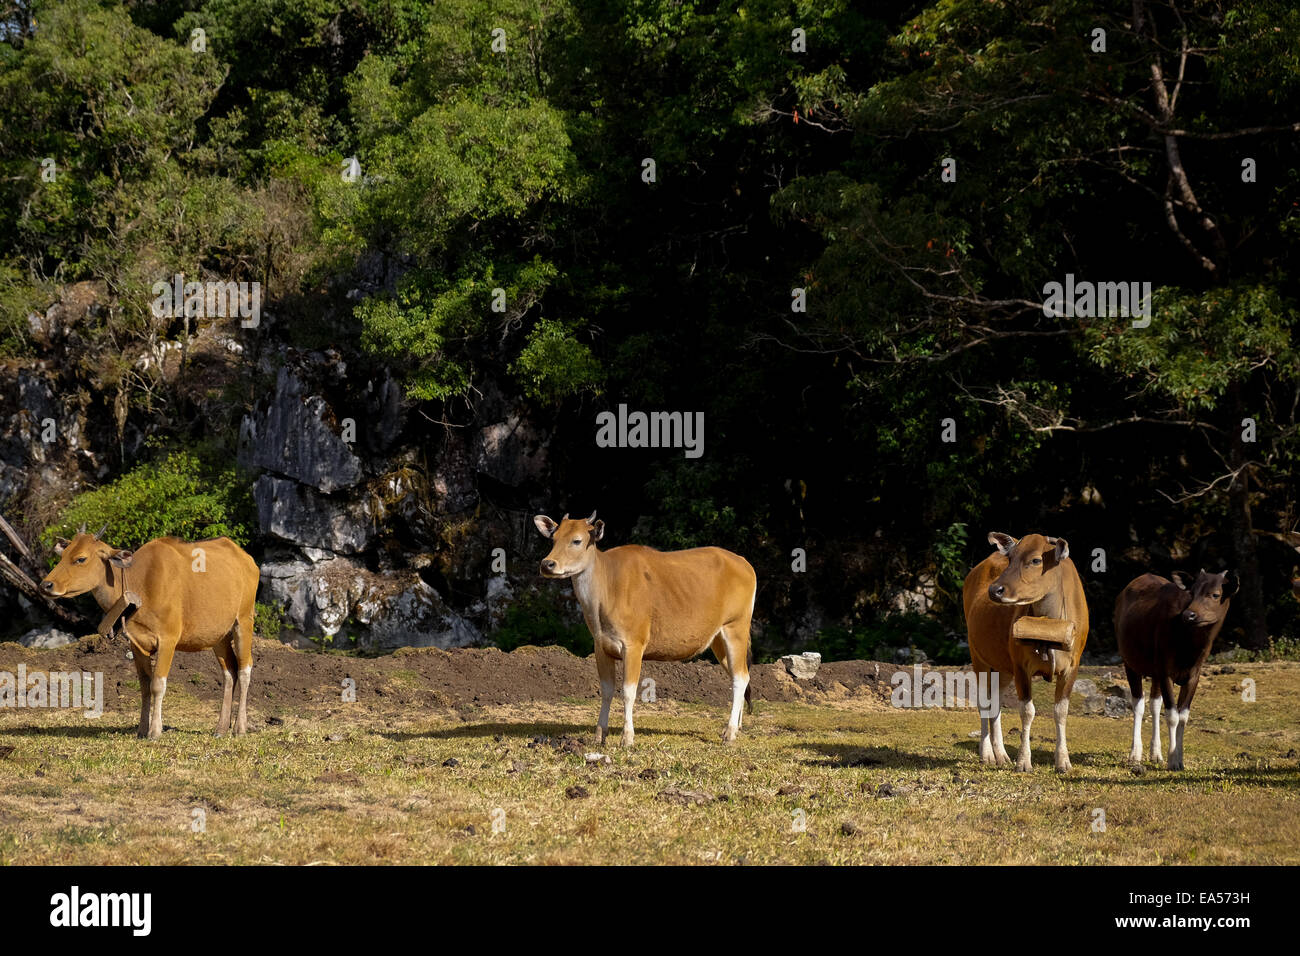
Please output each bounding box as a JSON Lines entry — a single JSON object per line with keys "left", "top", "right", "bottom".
{"left": 561, "top": 513, "right": 569, "bottom": 522}
{"left": 94, "top": 523, "right": 108, "bottom": 540}
{"left": 586, "top": 510, "right": 597, "bottom": 523}
{"left": 78, "top": 522, "right": 86, "bottom": 534}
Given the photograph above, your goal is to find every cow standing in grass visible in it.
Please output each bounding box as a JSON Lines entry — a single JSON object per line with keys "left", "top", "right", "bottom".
{"left": 963, "top": 532, "right": 1090, "bottom": 773}
{"left": 534, "top": 511, "right": 756, "bottom": 747}
{"left": 41, "top": 529, "right": 260, "bottom": 739}
{"left": 1114, "top": 569, "right": 1237, "bottom": 770}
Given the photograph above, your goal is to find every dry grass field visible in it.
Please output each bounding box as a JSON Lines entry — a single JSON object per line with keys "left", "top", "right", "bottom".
{"left": 1, "top": 639, "right": 1297, "bottom": 865}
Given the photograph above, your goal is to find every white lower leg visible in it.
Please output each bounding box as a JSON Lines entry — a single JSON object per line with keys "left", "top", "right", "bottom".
{"left": 1129, "top": 693, "right": 1146, "bottom": 762}
{"left": 724, "top": 675, "right": 746, "bottom": 742}
{"left": 1053, "top": 698, "right": 1071, "bottom": 772}
{"left": 1149, "top": 695, "right": 1164, "bottom": 761}
{"left": 236, "top": 665, "right": 251, "bottom": 734}
{"left": 1165, "top": 706, "right": 1182, "bottom": 769}
{"left": 1171, "top": 707, "right": 1189, "bottom": 769}
{"left": 1016, "top": 698, "right": 1035, "bottom": 771}
{"left": 149, "top": 676, "right": 167, "bottom": 738}
{"left": 621, "top": 682, "right": 636, "bottom": 745}
{"left": 597, "top": 679, "right": 614, "bottom": 743}
{"left": 991, "top": 709, "right": 1010, "bottom": 763}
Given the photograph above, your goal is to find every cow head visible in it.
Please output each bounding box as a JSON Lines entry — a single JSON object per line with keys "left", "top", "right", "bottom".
{"left": 986, "top": 532, "right": 1071, "bottom": 605}
{"left": 1172, "top": 569, "right": 1238, "bottom": 626}
{"left": 40, "top": 525, "right": 129, "bottom": 598}
{"left": 534, "top": 511, "right": 604, "bottom": 578}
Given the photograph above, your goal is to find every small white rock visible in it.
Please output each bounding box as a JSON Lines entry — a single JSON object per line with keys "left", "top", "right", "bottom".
{"left": 781, "top": 651, "right": 822, "bottom": 680}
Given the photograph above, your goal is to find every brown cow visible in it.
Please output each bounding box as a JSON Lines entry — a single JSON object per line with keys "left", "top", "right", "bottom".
{"left": 963, "top": 532, "right": 1090, "bottom": 773}
{"left": 41, "top": 530, "right": 260, "bottom": 739}
{"left": 1114, "top": 569, "right": 1237, "bottom": 770}
{"left": 534, "top": 511, "right": 756, "bottom": 746}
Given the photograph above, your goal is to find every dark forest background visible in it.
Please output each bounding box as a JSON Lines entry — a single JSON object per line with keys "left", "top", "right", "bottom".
{"left": 1, "top": 0, "right": 1298, "bottom": 661}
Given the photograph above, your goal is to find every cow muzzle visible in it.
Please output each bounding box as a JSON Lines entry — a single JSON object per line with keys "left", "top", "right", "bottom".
{"left": 989, "top": 583, "right": 1017, "bottom": 603}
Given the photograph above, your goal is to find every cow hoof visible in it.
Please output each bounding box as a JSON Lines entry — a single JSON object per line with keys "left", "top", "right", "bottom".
{"left": 1166, "top": 759, "right": 1183, "bottom": 771}
{"left": 1055, "top": 760, "right": 1072, "bottom": 774}
{"left": 1015, "top": 761, "right": 1032, "bottom": 773}
{"left": 994, "top": 752, "right": 1011, "bottom": 767}
{"left": 621, "top": 735, "right": 635, "bottom": 748}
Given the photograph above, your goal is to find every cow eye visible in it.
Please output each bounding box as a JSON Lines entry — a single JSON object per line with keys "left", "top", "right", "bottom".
{"left": 1212, "top": 593, "right": 1220, "bottom": 599}
{"left": 1031, "top": 557, "right": 1042, "bottom": 566}
{"left": 75, "top": 557, "right": 87, "bottom": 564}
{"left": 572, "top": 539, "right": 581, "bottom": 545}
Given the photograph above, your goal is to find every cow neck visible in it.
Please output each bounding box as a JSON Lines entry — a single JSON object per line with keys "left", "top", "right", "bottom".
{"left": 1031, "top": 566, "right": 1068, "bottom": 621}
{"left": 571, "top": 548, "right": 603, "bottom": 609}
{"left": 90, "top": 560, "right": 124, "bottom": 612}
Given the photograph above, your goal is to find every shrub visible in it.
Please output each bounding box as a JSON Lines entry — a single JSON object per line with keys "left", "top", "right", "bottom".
{"left": 41, "top": 448, "right": 253, "bottom": 553}
{"left": 492, "top": 591, "right": 592, "bottom": 657}
{"left": 813, "top": 612, "right": 966, "bottom": 665}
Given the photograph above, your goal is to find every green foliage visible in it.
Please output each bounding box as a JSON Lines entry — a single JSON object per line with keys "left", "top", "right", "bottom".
{"left": 492, "top": 590, "right": 592, "bottom": 657}
{"left": 813, "top": 612, "right": 965, "bottom": 665}
{"left": 254, "top": 602, "right": 286, "bottom": 643}
{"left": 510, "top": 318, "right": 602, "bottom": 403}
{"left": 41, "top": 449, "right": 254, "bottom": 552}
{"left": 1085, "top": 284, "right": 1296, "bottom": 411}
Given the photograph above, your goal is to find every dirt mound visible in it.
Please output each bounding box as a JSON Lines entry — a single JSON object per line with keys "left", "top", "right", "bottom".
{"left": 0, "top": 638, "right": 907, "bottom": 714}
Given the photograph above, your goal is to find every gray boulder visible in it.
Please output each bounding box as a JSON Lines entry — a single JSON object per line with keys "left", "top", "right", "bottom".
{"left": 781, "top": 652, "right": 822, "bottom": 680}
{"left": 254, "top": 475, "right": 373, "bottom": 554}
{"left": 239, "top": 366, "right": 362, "bottom": 493}
{"left": 19, "top": 627, "right": 75, "bottom": 649}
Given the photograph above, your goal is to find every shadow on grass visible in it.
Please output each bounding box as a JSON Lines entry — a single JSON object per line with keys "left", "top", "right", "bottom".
{"left": 794, "top": 741, "right": 960, "bottom": 771}
{"left": 0, "top": 723, "right": 142, "bottom": 738}
{"left": 382, "top": 720, "right": 704, "bottom": 743}
{"left": 1069, "top": 763, "right": 1300, "bottom": 788}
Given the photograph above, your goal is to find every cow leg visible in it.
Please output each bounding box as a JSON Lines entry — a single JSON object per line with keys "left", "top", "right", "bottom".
{"left": 231, "top": 605, "right": 254, "bottom": 735}
{"left": 147, "top": 641, "right": 177, "bottom": 740}
{"left": 1014, "top": 670, "right": 1035, "bottom": 772}
{"left": 973, "top": 663, "right": 1009, "bottom": 766}
{"left": 990, "top": 688, "right": 1011, "bottom": 765}
{"left": 719, "top": 624, "right": 750, "bottom": 743}
{"left": 1125, "top": 667, "right": 1145, "bottom": 764}
{"left": 1169, "top": 675, "right": 1199, "bottom": 771}
{"left": 620, "top": 632, "right": 648, "bottom": 747}
{"left": 594, "top": 644, "right": 616, "bottom": 745}
{"left": 979, "top": 689, "right": 1010, "bottom": 766}
{"left": 1158, "top": 675, "right": 1180, "bottom": 770}
{"left": 131, "top": 642, "right": 153, "bottom": 739}
{"left": 1148, "top": 692, "right": 1164, "bottom": 763}
{"left": 214, "top": 640, "right": 236, "bottom": 736}
{"left": 1052, "top": 682, "right": 1072, "bottom": 774}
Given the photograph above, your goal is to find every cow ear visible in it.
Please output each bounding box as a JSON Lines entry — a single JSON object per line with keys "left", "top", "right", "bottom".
{"left": 590, "top": 520, "right": 605, "bottom": 543}
{"left": 533, "top": 515, "right": 557, "bottom": 539}
{"left": 1171, "top": 571, "right": 1193, "bottom": 591}
{"left": 108, "top": 550, "right": 134, "bottom": 569}
{"left": 54, "top": 537, "right": 70, "bottom": 556}
{"left": 1046, "top": 536, "right": 1070, "bottom": 562}
{"left": 988, "top": 532, "right": 1017, "bottom": 555}
{"left": 1219, "top": 571, "right": 1239, "bottom": 600}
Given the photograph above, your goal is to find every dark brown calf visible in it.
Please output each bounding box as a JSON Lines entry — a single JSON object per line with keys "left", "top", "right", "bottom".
{"left": 1114, "top": 569, "right": 1237, "bottom": 770}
